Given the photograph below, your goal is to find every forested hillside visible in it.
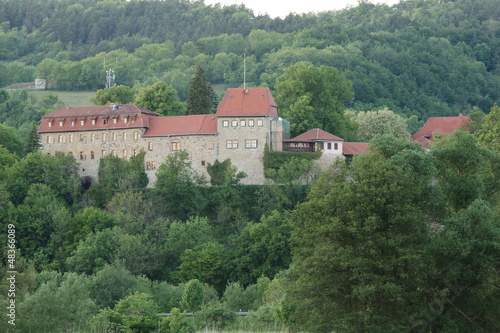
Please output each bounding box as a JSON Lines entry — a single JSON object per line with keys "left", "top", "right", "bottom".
{"left": 0, "top": 0, "right": 498, "bottom": 120}
{"left": 0, "top": 1, "right": 499, "bottom": 332}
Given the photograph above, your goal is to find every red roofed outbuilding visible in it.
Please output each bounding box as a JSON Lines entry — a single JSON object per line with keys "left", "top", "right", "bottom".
{"left": 412, "top": 116, "right": 471, "bottom": 147}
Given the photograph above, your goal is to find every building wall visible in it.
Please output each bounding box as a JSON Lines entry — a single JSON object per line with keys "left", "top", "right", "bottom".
{"left": 40, "top": 115, "right": 276, "bottom": 186}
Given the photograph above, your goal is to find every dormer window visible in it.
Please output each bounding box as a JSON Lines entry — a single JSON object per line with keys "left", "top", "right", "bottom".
{"left": 123, "top": 115, "right": 129, "bottom": 124}
{"left": 112, "top": 116, "right": 118, "bottom": 125}
{"left": 91, "top": 118, "right": 96, "bottom": 126}
{"left": 48, "top": 120, "right": 53, "bottom": 128}
{"left": 80, "top": 119, "right": 85, "bottom": 126}
{"left": 103, "top": 116, "right": 108, "bottom": 125}
{"left": 70, "top": 120, "right": 75, "bottom": 127}
{"left": 58, "top": 119, "right": 64, "bottom": 127}
{"left": 131, "top": 115, "right": 136, "bottom": 123}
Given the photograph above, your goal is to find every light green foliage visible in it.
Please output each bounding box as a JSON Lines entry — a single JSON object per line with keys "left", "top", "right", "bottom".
{"left": 275, "top": 62, "right": 354, "bottom": 138}
{"left": 164, "top": 307, "right": 195, "bottom": 333}
{"left": 3, "top": 151, "right": 81, "bottom": 205}
{"left": 0, "top": 144, "right": 18, "bottom": 171}
{"left": 181, "top": 279, "right": 205, "bottom": 312}
{"left": 478, "top": 103, "right": 500, "bottom": 153}
{"left": 152, "top": 281, "right": 183, "bottom": 312}
{"left": 223, "top": 277, "right": 270, "bottom": 312}
{"left": 17, "top": 272, "right": 97, "bottom": 332}
{"left": 114, "top": 292, "right": 161, "bottom": 332}
{"left": 196, "top": 302, "right": 237, "bottom": 330}
{"left": 90, "top": 262, "right": 139, "bottom": 309}
{"left": 62, "top": 206, "right": 115, "bottom": 258}
{"left": 134, "top": 81, "right": 184, "bottom": 116}
{"left": 66, "top": 227, "right": 122, "bottom": 275}
{"left": 90, "top": 85, "right": 135, "bottom": 105}
{"left": 92, "top": 307, "right": 128, "bottom": 333}
{"left": 353, "top": 108, "right": 411, "bottom": 141}
{"left": 175, "top": 242, "right": 229, "bottom": 293}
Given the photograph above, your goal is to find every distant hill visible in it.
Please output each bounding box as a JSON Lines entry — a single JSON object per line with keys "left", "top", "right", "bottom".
{"left": 0, "top": 0, "right": 498, "bottom": 119}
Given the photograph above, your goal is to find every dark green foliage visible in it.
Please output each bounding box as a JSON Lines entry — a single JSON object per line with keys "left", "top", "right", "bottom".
{"left": 181, "top": 279, "right": 205, "bottom": 312}
{"left": 98, "top": 151, "right": 148, "bottom": 191}
{"left": 153, "top": 150, "right": 206, "bottom": 220}
{"left": 185, "top": 65, "right": 214, "bottom": 115}
{"left": 206, "top": 158, "right": 247, "bottom": 185}
{"left": 90, "top": 262, "right": 139, "bottom": 309}
{"left": 263, "top": 144, "right": 321, "bottom": 172}
{"left": 24, "top": 121, "right": 40, "bottom": 154}
{"left": 114, "top": 292, "right": 161, "bottom": 332}
{"left": 0, "top": 123, "right": 24, "bottom": 157}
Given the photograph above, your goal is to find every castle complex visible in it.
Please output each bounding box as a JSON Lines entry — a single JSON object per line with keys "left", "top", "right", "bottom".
{"left": 38, "top": 87, "right": 290, "bottom": 185}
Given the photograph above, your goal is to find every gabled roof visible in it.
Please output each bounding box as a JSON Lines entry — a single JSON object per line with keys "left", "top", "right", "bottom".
{"left": 143, "top": 114, "right": 217, "bottom": 136}
{"left": 412, "top": 116, "right": 471, "bottom": 147}
{"left": 343, "top": 142, "right": 369, "bottom": 156}
{"left": 286, "top": 128, "right": 344, "bottom": 142}
{"left": 216, "top": 87, "right": 279, "bottom": 118}
{"left": 39, "top": 104, "right": 158, "bottom": 133}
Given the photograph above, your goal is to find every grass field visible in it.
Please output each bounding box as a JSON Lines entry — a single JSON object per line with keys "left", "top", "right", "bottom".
{"left": 27, "top": 90, "right": 97, "bottom": 107}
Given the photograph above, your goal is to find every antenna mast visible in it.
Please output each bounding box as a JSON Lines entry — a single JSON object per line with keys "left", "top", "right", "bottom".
{"left": 243, "top": 53, "right": 246, "bottom": 90}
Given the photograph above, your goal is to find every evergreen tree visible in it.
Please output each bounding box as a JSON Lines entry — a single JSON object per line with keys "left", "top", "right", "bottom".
{"left": 185, "top": 66, "right": 213, "bottom": 115}
{"left": 25, "top": 121, "right": 41, "bottom": 154}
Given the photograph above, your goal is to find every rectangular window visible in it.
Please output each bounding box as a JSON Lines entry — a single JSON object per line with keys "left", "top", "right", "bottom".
{"left": 79, "top": 152, "right": 85, "bottom": 160}
{"left": 172, "top": 142, "right": 181, "bottom": 151}
{"left": 240, "top": 120, "right": 246, "bottom": 127}
{"left": 327, "top": 143, "right": 332, "bottom": 150}
{"left": 112, "top": 132, "right": 117, "bottom": 141}
{"left": 334, "top": 143, "right": 338, "bottom": 150}
{"left": 134, "top": 132, "right": 138, "bottom": 140}
{"left": 70, "top": 120, "right": 75, "bottom": 127}
{"left": 102, "top": 150, "right": 106, "bottom": 157}
{"left": 58, "top": 135, "right": 63, "bottom": 143}
{"left": 111, "top": 150, "right": 117, "bottom": 157}
{"left": 248, "top": 119, "right": 254, "bottom": 127}
{"left": 103, "top": 118, "right": 108, "bottom": 125}
{"left": 133, "top": 149, "right": 138, "bottom": 156}
{"left": 146, "top": 161, "right": 157, "bottom": 170}
{"left": 148, "top": 142, "right": 153, "bottom": 151}
{"left": 207, "top": 140, "right": 214, "bottom": 149}
{"left": 131, "top": 116, "right": 136, "bottom": 123}
{"left": 226, "top": 140, "right": 238, "bottom": 149}
{"left": 222, "top": 120, "right": 229, "bottom": 127}
{"left": 123, "top": 132, "right": 127, "bottom": 141}
{"left": 123, "top": 150, "right": 127, "bottom": 158}
{"left": 123, "top": 117, "right": 128, "bottom": 124}
{"left": 102, "top": 133, "right": 107, "bottom": 142}
{"left": 113, "top": 118, "right": 117, "bottom": 125}
{"left": 90, "top": 151, "right": 95, "bottom": 159}
{"left": 201, "top": 161, "right": 205, "bottom": 166}
{"left": 48, "top": 121, "right": 53, "bottom": 128}
{"left": 232, "top": 120, "right": 238, "bottom": 127}
{"left": 80, "top": 134, "right": 85, "bottom": 143}
{"left": 58, "top": 120, "right": 64, "bottom": 127}
{"left": 47, "top": 136, "right": 53, "bottom": 144}
{"left": 257, "top": 119, "right": 263, "bottom": 126}
{"left": 91, "top": 133, "right": 95, "bottom": 142}
{"left": 69, "top": 134, "right": 74, "bottom": 143}
{"left": 80, "top": 119, "right": 85, "bottom": 126}
{"left": 91, "top": 119, "right": 96, "bottom": 126}
{"left": 245, "top": 139, "right": 258, "bottom": 149}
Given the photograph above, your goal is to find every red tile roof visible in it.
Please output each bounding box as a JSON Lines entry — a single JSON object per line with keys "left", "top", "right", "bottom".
{"left": 216, "top": 87, "right": 279, "bottom": 118}
{"left": 143, "top": 114, "right": 217, "bottom": 136}
{"left": 39, "top": 104, "right": 158, "bottom": 133}
{"left": 343, "top": 142, "right": 369, "bottom": 155}
{"left": 286, "top": 128, "right": 344, "bottom": 142}
{"left": 412, "top": 116, "right": 471, "bottom": 147}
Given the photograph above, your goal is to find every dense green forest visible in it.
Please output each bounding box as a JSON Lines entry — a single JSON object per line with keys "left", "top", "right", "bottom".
{"left": 0, "top": 0, "right": 498, "bottom": 120}
{"left": 0, "top": 0, "right": 499, "bottom": 332}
